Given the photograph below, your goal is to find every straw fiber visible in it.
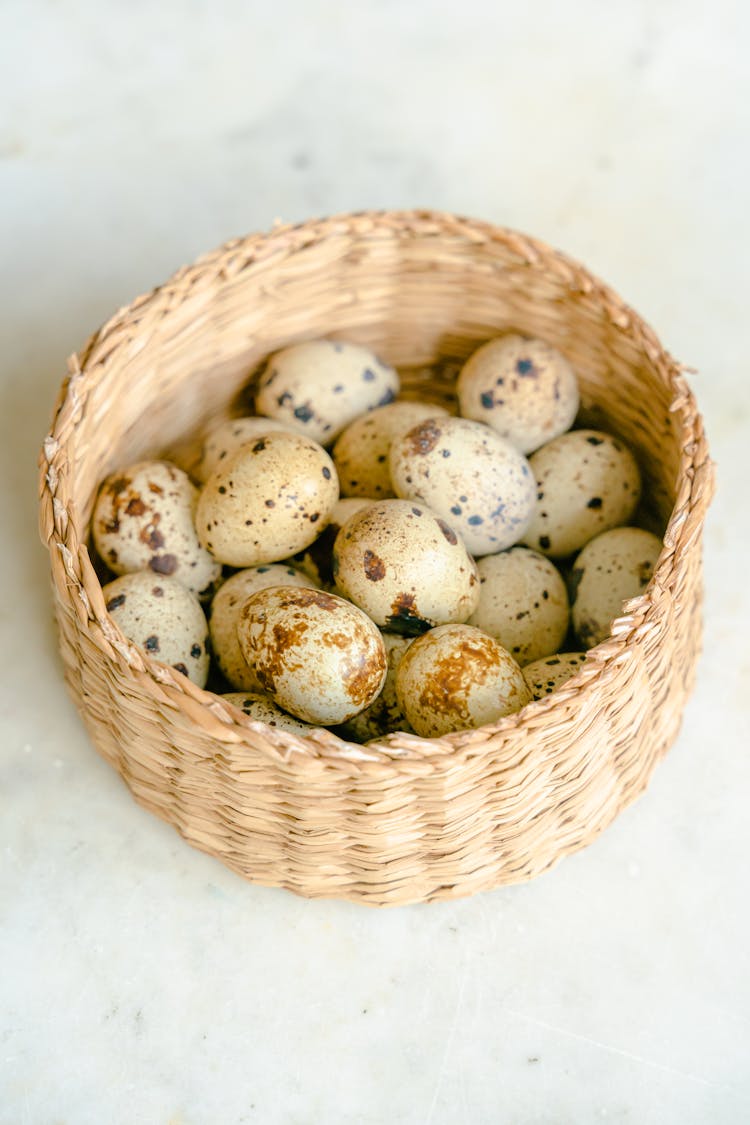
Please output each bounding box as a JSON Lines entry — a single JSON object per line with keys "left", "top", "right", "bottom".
{"left": 39, "top": 211, "right": 714, "bottom": 906}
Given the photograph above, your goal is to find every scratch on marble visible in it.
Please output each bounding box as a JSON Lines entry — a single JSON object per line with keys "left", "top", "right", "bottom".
{"left": 423, "top": 960, "right": 470, "bottom": 1125}
{"left": 503, "top": 1008, "right": 749, "bottom": 1100}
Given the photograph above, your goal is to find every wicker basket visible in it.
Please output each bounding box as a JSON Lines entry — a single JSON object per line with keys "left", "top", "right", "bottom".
{"left": 39, "top": 210, "right": 714, "bottom": 906}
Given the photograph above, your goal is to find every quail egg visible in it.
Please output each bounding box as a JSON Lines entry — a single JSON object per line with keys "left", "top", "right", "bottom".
{"left": 221, "top": 692, "right": 315, "bottom": 735}
{"left": 333, "top": 499, "right": 480, "bottom": 633}
{"left": 209, "top": 563, "right": 318, "bottom": 691}
{"left": 196, "top": 430, "right": 339, "bottom": 567}
{"left": 93, "top": 460, "right": 221, "bottom": 597}
{"left": 332, "top": 400, "right": 450, "bottom": 499}
{"left": 522, "top": 430, "right": 641, "bottom": 558}
{"left": 468, "top": 547, "right": 569, "bottom": 665}
{"left": 238, "top": 585, "right": 387, "bottom": 725}
{"left": 523, "top": 652, "right": 587, "bottom": 699}
{"left": 102, "top": 571, "right": 209, "bottom": 687}
{"left": 197, "top": 416, "right": 294, "bottom": 482}
{"left": 254, "top": 339, "right": 399, "bottom": 445}
{"left": 389, "top": 416, "right": 536, "bottom": 555}
{"left": 395, "top": 623, "right": 531, "bottom": 738}
{"left": 457, "top": 334, "right": 579, "bottom": 453}
{"left": 570, "top": 526, "right": 663, "bottom": 647}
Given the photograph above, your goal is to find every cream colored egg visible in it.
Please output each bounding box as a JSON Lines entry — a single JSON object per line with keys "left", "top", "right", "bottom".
{"left": 287, "top": 497, "right": 376, "bottom": 588}
{"left": 238, "top": 586, "right": 387, "bottom": 725}
{"left": 196, "top": 431, "right": 339, "bottom": 567}
{"left": 523, "top": 652, "right": 587, "bottom": 699}
{"left": 93, "top": 460, "right": 221, "bottom": 597}
{"left": 209, "top": 563, "right": 318, "bottom": 691}
{"left": 571, "top": 526, "right": 663, "bottom": 648}
{"left": 333, "top": 401, "right": 450, "bottom": 499}
{"left": 255, "top": 339, "right": 400, "bottom": 445}
{"left": 338, "top": 633, "right": 414, "bottom": 742}
{"left": 102, "top": 571, "right": 209, "bottom": 687}
{"left": 522, "top": 430, "right": 641, "bottom": 558}
{"left": 197, "top": 416, "right": 294, "bottom": 482}
{"left": 395, "top": 624, "right": 531, "bottom": 738}
{"left": 389, "top": 416, "right": 536, "bottom": 555}
{"left": 457, "top": 334, "right": 579, "bottom": 454}
{"left": 333, "top": 500, "right": 480, "bottom": 633}
{"left": 220, "top": 692, "right": 315, "bottom": 735}
{"left": 468, "top": 547, "right": 569, "bottom": 665}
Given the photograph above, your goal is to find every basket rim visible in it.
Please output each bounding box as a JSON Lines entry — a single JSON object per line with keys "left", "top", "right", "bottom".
{"left": 38, "top": 208, "right": 715, "bottom": 770}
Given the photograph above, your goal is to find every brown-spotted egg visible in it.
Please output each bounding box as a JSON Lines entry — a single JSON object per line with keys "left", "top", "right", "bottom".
{"left": 522, "top": 430, "right": 641, "bottom": 558}
{"left": 332, "top": 400, "right": 450, "bottom": 499}
{"left": 332, "top": 500, "right": 480, "bottom": 633}
{"left": 221, "top": 692, "right": 315, "bottom": 735}
{"left": 209, "top": 563, "right": 318, "bottom": 691}
{"left": 457, "top": 334, "right": 579, "bottom": 454}
{"left": 197, "top": 416, "right": 294, "bottom": 483}
{"left": 255, "top": 339, "right": 399, "bottom": 445}
{"left": 196, "top": 431, "right": 339, "bottom": 567}
{"left": 570, "top": 526, "right": 662, "bottom": 648}
{"left": 102, "top": 571, "right": 209, "bottom": 687}
{"left": 468, "top": 547, "right": 569, "bottom": 665}
{"left": 237, "top": 586, "right": 387, "bottom": 725}
{"left": 523, "top": 652, "right": 587, "bottom": 699}
{"left": 395, "top": 624, "right": 531, "bottom": 737}
{"left": 389, "top": 416, "right": 536, "bottom": 555}
{"left": 93, "top": 460, "right": 221, "bottom": 597}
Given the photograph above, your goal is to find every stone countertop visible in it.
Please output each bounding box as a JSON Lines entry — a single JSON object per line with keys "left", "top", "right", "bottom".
{"left": 2, "top": 2, "right": 749, "bottom": 1122}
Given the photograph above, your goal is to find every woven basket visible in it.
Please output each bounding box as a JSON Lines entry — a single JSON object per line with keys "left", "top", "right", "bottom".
{"left": 39, "top": 210, "right": 714, "bottom": 906}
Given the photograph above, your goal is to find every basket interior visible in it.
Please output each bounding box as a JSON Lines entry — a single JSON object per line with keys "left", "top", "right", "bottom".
{"left": 72, "top": 224, "right": 680, "bottom": 567}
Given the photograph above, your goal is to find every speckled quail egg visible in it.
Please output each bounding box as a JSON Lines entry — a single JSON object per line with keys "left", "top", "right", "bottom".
{"left": 570, "top": 526, "right": 663, "bottom": 648}
{"left": 196, "top": 430, "right": 339, "bottom": 567}
{"left": 389, "top": 416, "right": 536, "bottom": 555}
{"left": 457, "top": 334, "right": 579, "bottom": 454}
{"left": 220, "top": 692, "right": 315, "bottom": 735}
{"left": 333, "top": 500, "right": 480, "bottom": 633}
{"left": 197, "top": 416, "right": 294, "bottom": 482}
{"left": 102, "top": 571, "right": 209, "bottom": 687}
{"left": 209, "top": 563, "right": 318, "bottom": 691}
{"left": 93, "top": 460, "right": 221, "bottom": 597}
{"left": 523, "top": 652, "right": 587, "bottom": 699}
{"left": 333, "top": 401, "right": 450, "bottom": 499}
{"left": 238, "top": 586, "right": 387, "bottom": 725}
{"left": 287, "top": 497, "right": 376, "bottom": 588}
{"left": 254, "top": 339, "right": 400, "bottom": 445}
{"left": 338, "top": 633, "right": 414, "bottom": 742}
{"left": 522, "top": 430, "right": 641, "bottom": 558}
{"left": 395, "top": 624, "right": 531, "bottom": 738}
{"left": 468, "top": 547, "right": 569, "bottom": 666}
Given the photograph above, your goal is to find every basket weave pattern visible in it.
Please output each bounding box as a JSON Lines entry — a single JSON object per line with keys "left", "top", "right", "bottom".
{"left": 39, "top": 211, "right": 714, "bottom": 906}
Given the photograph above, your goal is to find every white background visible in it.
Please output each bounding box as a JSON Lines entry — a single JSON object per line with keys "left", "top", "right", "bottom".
{"left": 2, "top": 2, "right": 749, "bottom": 1122}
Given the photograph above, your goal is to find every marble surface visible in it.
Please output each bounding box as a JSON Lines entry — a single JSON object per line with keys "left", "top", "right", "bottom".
{"left": 2, "top": 2, "right": 749, "bottom": 1122}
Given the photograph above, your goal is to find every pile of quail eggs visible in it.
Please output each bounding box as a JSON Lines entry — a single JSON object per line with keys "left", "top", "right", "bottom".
{"left": 91, "top": 335, "right": 662, "bottom": 742}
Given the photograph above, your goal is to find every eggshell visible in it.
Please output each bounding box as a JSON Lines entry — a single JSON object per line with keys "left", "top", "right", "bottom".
{"left": 522, "top": 430, "right": 641, "bottom": 558}
{"left": 570, "top": 526, "right": 663, "bottom": 647}
{"left": 287, "top": 497, "right": 376, "bottom": 588}
{"left": 93, "top": 460, "right": 221, "bottom": 596}
{"left": 523, "top": 652, "right": 587, "bottom": 699}
{"left": 468, "top": 547, "right": 569, "bottom": 665}
{"left": 220, "top": 692, "right": 314, "bottom": 735}
{"left": 102, "top": 571, "right": 209, "bottom": 687}
{"left": 457, "top": 334, "right": 579, "bottom": 453}
{"left": 254, "top": 339, "right": 400, "bottom": 445}
{"left": 395, "top": 624, "right": 531, "bottom": 737}
{"left": 238, "top": 586, "right": 387, "bottom": 725}
{"left": 197, "top": 416, "right": 294, "bottom": 482}
{"left": 338, "top": 633, "right": 414, "bottom": 742}
{"left": 333, "top": 401, "right": 450, "bottom": 499}
{"left": 209, "top": 563, "right": 318, "bottom": 691}
{"left": 333, "top": 499, "right": 480, "bottom": 633}
{"left": 196, "top": 431, "right": 339, "bottom": 567}
{"left": 389, "top": 416, "right": 536, "bottom": 555}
